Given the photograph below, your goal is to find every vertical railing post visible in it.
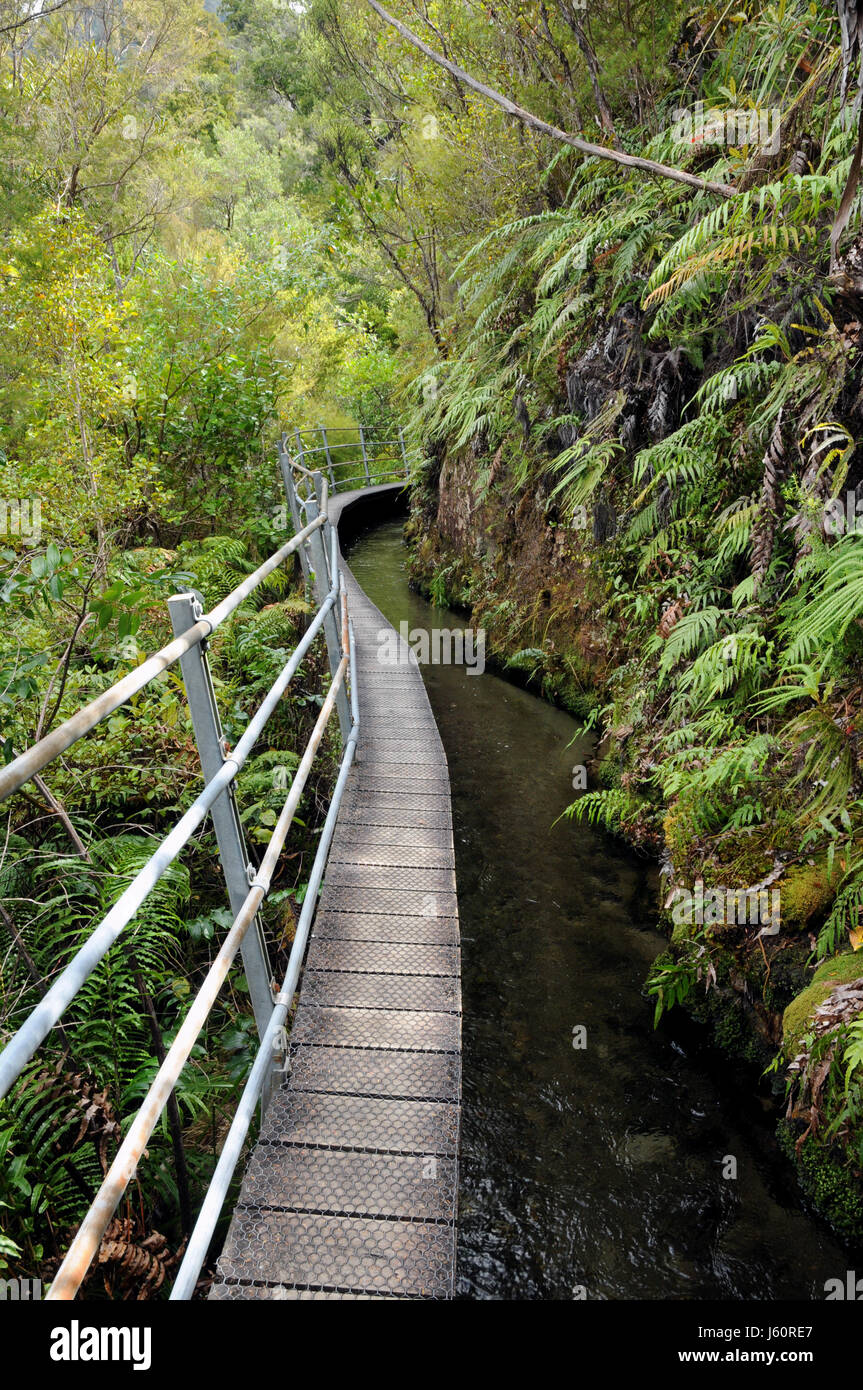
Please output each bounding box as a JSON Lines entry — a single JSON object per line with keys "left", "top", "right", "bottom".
{"left": 359, "top": 426, "right": 370, "bottom": 486}
{"left": 293, "top": 427, "right": 306, "bottom": 473}
{"left": 303, "top": 475, "right": 351, "bottom": 743}
{"left": 319, "top": 424, "right": 336, "bottom": 491}
{"left": 167, "top": 593, "right": 278, "bottom": 1098}
{"left": 399, "top": 428, "right": 409, "bottom": 479}
{"left": 278, "top": 437, "right": 311, "bottom": 583}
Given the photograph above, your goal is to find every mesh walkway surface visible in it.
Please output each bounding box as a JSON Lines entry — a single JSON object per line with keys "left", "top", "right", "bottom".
{"left": 210, "top": 487, "right": 462, "bottom": 1300}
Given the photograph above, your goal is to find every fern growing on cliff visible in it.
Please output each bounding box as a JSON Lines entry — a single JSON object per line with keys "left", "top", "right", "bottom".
{"left": 560, "top": 788, "right": 634, "bottom": 834}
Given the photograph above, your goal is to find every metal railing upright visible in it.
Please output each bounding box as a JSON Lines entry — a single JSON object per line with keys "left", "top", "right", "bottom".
{"left": 0, "top": 433, "right": 409, "bottom": 1300}
{"left": 291, "top": 423, "right": 411, "bottom": 493}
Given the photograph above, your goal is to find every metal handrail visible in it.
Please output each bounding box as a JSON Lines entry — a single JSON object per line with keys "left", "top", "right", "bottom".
{"left": 294, "top": 425, "right": 402, "bottom": 436}
{"left": 291, "top": 424, "right": 412, "bottom": 492}
{"left": 0, "top": 509, "right": 327, "bottom": 805}
{"left": 170, "top": 588, "right": 360, "bottom": 1300}
{"left": 0, "top": 439, "right": 405, "bottom": 1300}
{"left": 47, "top": 649, "right": 350, "bottom": 1301}
{"left": 0, "top": 558, "right": 339, "bottom": 1097}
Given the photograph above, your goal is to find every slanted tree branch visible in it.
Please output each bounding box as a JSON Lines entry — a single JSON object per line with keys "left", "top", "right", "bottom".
{"left": 0, "top": 0, "right": 73, "bottom": 35}
{"left": 362, "top": 0, "right": 737, "bottom": 199}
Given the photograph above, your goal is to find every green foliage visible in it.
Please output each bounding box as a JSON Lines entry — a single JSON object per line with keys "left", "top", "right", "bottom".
{"left": 817, "top": 862, "right": 863, "bottom": 959}
{"left": 561, "top": 788, "right": 632, "bottom": 834}
{"left": 2, "top": 0, "right": 863, "bottom": 1284}
{"left": 782, "top": 534, "right": 863, "bottom": 664}
{"left": 329, "top": 0, "right": 863, "bottom": 1234}
{"left": 646, "top": 936, "right": 713, "bottom": 1027}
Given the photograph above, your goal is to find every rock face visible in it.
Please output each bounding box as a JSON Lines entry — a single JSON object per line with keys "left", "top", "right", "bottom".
{"left": 409, "top": 442, "right": 617, "bottom": 718}
{"left": 401, "top": 207, "right": 863, "bottom": 1240}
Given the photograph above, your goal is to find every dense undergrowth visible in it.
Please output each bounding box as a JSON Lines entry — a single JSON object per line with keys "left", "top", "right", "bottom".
{"left": 0, "top": 533, "right": 342, "bottom": 1295}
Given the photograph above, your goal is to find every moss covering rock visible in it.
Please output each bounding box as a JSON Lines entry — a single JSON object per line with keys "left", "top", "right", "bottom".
{"left": 782, "top": 952, "right": 863, "bottom": 1055}
{"left": 778, "top": 862, "right": 837, "bottom": 930}
{"left": 778, "top": 1121, "right": 863, "bottom": 1246}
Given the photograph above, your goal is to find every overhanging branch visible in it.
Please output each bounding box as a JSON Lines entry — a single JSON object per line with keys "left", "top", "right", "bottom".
{"left": 362, "top": 0, "right": 737, "bottom": 200}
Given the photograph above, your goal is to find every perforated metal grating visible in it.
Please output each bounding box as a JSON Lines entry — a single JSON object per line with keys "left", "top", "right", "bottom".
{"left": 327, "top": 842, "right": 453, "bottom": 871}
{"left": 323, "top": 864, "right": 456, "bottom": 896}
{"left": 302, "top": 969, "right": 460, "bottom": 1013}
{"left": 259, "top": 1090, "right": 459, "bottom": 1153}
{"left": 336, "top": 802, "right": 453, "bottom": 829}
{"left": 216, "top": 1211, "right": 455, "bottom": 1298}
{"left": 288, "top": 1045, "right": 460, "bottom": 1100}
{"left": 290, "top": 1004, "right": 461, "bottom": 1052}
{"left": 209, "top": 1284, "right": 404, "bottom": 1300}
{"left": 236, "top": 1146, "right": 458, "bottom": 1222}
{"left": 332, "top": 823, "right": 454, "bottom": 851}
{"left": 306, "top": 938, "right": 459, "bottom": 976}
{"left": 312, "top": 911, "right": 459, "bottom": 945}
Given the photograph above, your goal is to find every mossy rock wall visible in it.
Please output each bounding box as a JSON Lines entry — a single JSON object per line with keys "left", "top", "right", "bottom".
{"left": 782, "top": 952, "right": 863, "bottom": 1055}
{"left": 777, "top": 1121, "right": 863, "bottom": 1246}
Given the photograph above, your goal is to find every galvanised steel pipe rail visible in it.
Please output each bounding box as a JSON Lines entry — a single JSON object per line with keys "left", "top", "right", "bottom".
{"left": 294, "top": 464, "right": 405, "bottom": 483}
{"left": 0, "top": 437, "right": 403, "bottom": 1299}
{"left": 0, "top": 535, "right": 340, "bottom": 1098}
{"left": 0, "top": 509, "right": 327, "bottom": 806}
{"left": 46, "top": 654, "right": 349, "bottom": 1301}
{"left": 170, "top": 595, "right": 360, "bottom": 1301}
{"left": 291, "top": 423, "right": 411, "bottom": 491}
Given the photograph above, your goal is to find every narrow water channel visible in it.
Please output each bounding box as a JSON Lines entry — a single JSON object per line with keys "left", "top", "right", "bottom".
{"left": 346, "top": 518, "right": 851, "bottom": 1302}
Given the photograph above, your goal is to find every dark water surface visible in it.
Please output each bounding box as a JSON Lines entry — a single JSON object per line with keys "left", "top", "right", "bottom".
{"left": 347, "top": 519, "right": 850, "bottom": 1301}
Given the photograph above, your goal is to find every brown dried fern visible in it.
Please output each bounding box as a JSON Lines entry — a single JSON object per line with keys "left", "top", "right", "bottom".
{"left": 751, "top": 414, "right": 787, "bottom": 592}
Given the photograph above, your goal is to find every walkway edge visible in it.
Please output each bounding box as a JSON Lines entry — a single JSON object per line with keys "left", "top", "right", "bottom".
{"left": 210, "top": 487, "right": 462, "bottom": 1300}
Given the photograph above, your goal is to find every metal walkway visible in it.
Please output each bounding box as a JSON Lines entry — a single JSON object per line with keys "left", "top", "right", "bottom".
{"left": 210, "top": 486, "right": 462, "bottom": 1300}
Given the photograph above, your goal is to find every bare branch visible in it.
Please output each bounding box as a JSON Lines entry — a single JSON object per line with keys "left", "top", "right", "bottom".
{"left": 362, "top": 0, "right": 736, "bottom": 200}
{"left": 0, "top": 0, "right": 73, "bottom": 36}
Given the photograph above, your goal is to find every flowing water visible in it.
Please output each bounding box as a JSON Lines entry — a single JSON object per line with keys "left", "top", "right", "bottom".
{"left": 347, "top": 518, "right": 852, "bottom": 1301}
